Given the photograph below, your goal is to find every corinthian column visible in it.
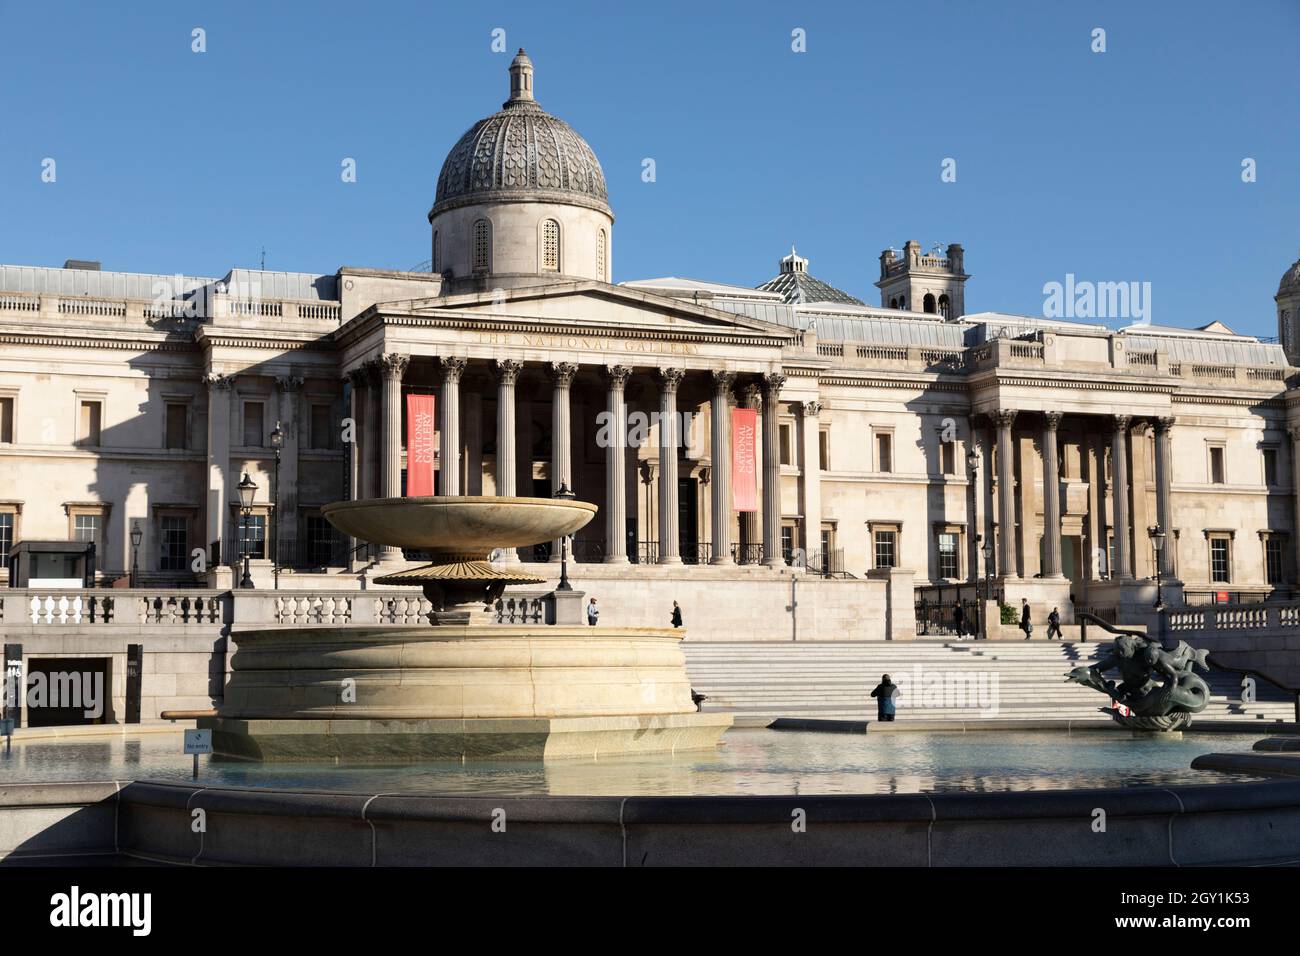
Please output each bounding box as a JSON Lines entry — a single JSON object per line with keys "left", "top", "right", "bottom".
{"left": 364, "top": 360, "right": 381, "bottom": 500}
{"left": 604, "top": 365, "right": 632, "bottom": 563}
{"left": 550, "top": 361, "right": 577, "bottom": 561}
{"left": 994, "top": 408, "right": 1018, "bottom": 578}
{"left": 1112, "top": 414, "right": 1133, "bottom": 579}
{"left": 493, "top": 359, "right": 522, "bottom": 563}
{"left": 657, "top": 367, "right": 684, "bottom": 564}
{"left": 1154, "top": 417, "right": 1176, "bottom": 578}
{"left": 1041, "top": 411, "right": 1064, "bottom": 578}
{"left": 439, "top": 357, "right": 466, "bottom": 495}
{"left": 710, "top": 371, "right": 736, "bottom": 565}
{"left": 379, "top": 353, "right": 409, "bottom": 562}
{"left": 801, "top": 400, "right": 823, "bottom": 561}
{"left": 762, "top": 371, "right": 786, "bottom": 568}
{"left": 203, "top": 373, "right": 236, "bottom": 562}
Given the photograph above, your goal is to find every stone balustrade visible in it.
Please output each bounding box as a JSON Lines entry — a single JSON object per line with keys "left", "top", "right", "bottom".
{"left": 0, "top": 290, "right": 342, "bottom": 325}
{"left": 1163, "top": 601, "right": 1300, "bottom": 690}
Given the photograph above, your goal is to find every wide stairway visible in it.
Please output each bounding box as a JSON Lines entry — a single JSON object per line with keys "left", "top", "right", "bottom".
{"left": 683, "top": 641, "right": 1295, "bottom": 723}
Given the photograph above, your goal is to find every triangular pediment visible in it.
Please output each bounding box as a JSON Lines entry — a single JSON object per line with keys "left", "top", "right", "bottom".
{"left": 369, "top": 279, "right": 796, "bottom": 342}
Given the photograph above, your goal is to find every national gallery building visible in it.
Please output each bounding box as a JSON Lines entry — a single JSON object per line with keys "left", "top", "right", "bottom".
{"left": 3, "top": 50, "right": 1300, "bottom": 637}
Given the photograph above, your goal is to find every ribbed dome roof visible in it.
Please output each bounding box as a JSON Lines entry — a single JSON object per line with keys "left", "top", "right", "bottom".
{"left": 431, "top": 50, "right": 611, "bottom": 219}
{"left": 1280, "top": 258, "right": 1300, "bottom": 296}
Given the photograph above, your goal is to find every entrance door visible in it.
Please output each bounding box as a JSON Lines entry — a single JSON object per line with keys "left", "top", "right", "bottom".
{"left": 25, "top": 657, "right": 111, "bottom": 727}
{"left": 1062, "top": 535, "right": 1083, "bottom": 596}
{"left": 678, "top": 477, "right": 698, "bottom": 561}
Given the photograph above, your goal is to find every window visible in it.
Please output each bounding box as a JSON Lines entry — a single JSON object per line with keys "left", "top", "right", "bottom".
{"left": 874, "top": 530, "right": 897, "bottom": 569}
{"left": 310, "top": 403, "right": 332, "bottom": 450}
{"left": 818, "top": 428, "right": 830, "bottom": 471}
{"left": 165, "top": 403, "right": 188, "bottom": 449}
{"left": 938, "top": 294, "right": 950, "bottom": 319}
{"left": 0, "top": 512, "right": 13, "bottom": 565}
{"left": 1263, "top": 447, "right": 1279, "bottom": 486}
{"left": 876, "top": 432, "right": 893, "bottom": 473}
{"left": 597, "top": 229, "right": 607, "bottom": 281}
{"left": 243, "top": 402, "right": 264, "bottom": 447}
{"left": 160, "top": 516, "right": 188, "bottom": 571}
{"left": 923, "top": 293, "right": 937, "bottom": 314}
{"left": 237, "top": 514, "right": 266, "bottom": 559}
{"left": 1209, "top": 446, "right": 1225, "bottom": 484}
{"left": 780, "top": 526, "right": 794, "bottom": 563}
{"left": 306, "top": 514, "right": 338, "bottom": 567}
{"left": 77, "top": 400, "right": 101, "bottom": 446}
{"left": 941, "top": 440, "right": 955, "bottom": 476}
{"left": 779, "top": 423, "right": 793, "bottom": 465}
{"left": 938, "top": 531, "right": 959, "bottom": 578}
{"left": 0, "top": 396, "right": 13, "bottom": 443}
{"left": 431, "top": 230, "right": 440, "bottom": 273}
{"left": 1209, "top": 535, "right": 1231, "bottom": 583}
{"left": 74, "top": 513, "right": 101, "bottom": 570}
{"left": 472, "top": 219, "right": 491, "bottom": 274}
{"left": 1265, "top": 536, "right": 1284, "bottom": 585}
{"left": 541, "top": 219, "right": 560, "bottom": 272}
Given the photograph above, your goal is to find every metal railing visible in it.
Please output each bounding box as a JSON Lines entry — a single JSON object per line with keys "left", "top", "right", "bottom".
{"left": 731, "top": 543, "right": 765, "bottom": 566}
{"left": 633, "top": 541, "right": 659, "bottom": 565}
{"left": 680, "top": 542, "right": 712, "bottom": 566}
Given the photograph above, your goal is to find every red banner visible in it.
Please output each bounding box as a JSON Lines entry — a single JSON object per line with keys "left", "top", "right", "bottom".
{"left": 732, "top": 408, "right": 758, "bottom": 513}
{"left": 405, "top": 393, "right": 437, "bottom": 496}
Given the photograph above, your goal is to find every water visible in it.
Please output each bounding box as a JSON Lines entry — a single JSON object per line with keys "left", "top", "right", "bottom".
{"left": 0, "top": 729, "right": 1270, "bottom": 795}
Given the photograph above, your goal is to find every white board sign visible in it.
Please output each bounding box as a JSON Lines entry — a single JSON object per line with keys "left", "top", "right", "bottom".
{"left": 184, "top": 729, "right": 213, "bottom": 754}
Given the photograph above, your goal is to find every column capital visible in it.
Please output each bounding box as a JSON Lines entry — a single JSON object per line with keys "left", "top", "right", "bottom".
{"left": 1155, "top": 416, "right": 1176, "bottom": 433}
{"left": 993, "top": 408, "right": 1017, "bottom": 428}
{"left": 204, "top": 372, "right": 236, "bottom": 390}
{"left": 1113, "top": 414, "right": 1131, "bottom": 430}
{"left": 441, "top": 356, "right": 467, "bottom": 383}
{"left": 550, "top": 361, "right": 578, "bottom": 387}
{"left": 379, "top": 353, "right": 410, "bottom": 379}
{"left": 742, "top": 382, "right": 763, "bottom": 410}
{"left": 494, "top": 358, "right": 523, "bottom": 384}
{"left": 712, "top": 369, "right": 736, "bottom": 393}
{"left": 802, "top": 400, "right": 824, "bottom": 418}
{"left": 762, "top": 371, "right": 787, "bottom": 397}
{"left": 344, "top": 366, "right": 369, "bottom": 387}
{"left": 604, "top": 364, "right": 633, "bottom": 388}
{"left": 658, "top": 366, "right": 685, "bottom": 391}
{"left": 275, "top": 375, "right": 305, "bottom": 393}
{"left": 1289, "top": 424, "right": 1300, "bottom": 442}
{"left": 1042, "top": 410, "right": 1063, "bottom": 430}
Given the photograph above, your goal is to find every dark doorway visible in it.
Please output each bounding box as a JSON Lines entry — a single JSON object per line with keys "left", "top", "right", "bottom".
{"left": 531, "top": 477, "right": 553, "bottom": 561}
{"left": 26, "top": 657, "right": 111, "bottom": 727}
{"left": 678, "top": 476, "right": 698, "bottom": 562}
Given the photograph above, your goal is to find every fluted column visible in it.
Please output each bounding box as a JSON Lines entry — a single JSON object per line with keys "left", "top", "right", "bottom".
{"left": 1111, "top": 414, "right": 1133, "bottom": 579}
{"left": 1041, "top": 411, "right": 1064, "bottom": 578}
{"left": 1154, "top": 417, "right": 1176, "bottom": 577}
{"left": 379, "top": 353, "right": 409, "bottom": 562}
{"left": 1290, "top": 425, "right": 1300, "bottom": 585}
{"left": 550, "top": 362, "right": 577, "bottom": 561}
{"left": 657, "top": 367, "right": 684, "bottom": 564}
{"left": 994, "top": 409, "right": 1018, "bottom": 578}
{"left": 494, "top": 360, "right": 521, "bottom": 497}
{"left": 761, "top": 371, "right": 786, "bottom": 568}
{"left": 439, "top": 357, "right": 465, "bottom": 495}
{"left": 604, "top": 365, "right": 632, "bottom": 563}
{"left": 343, "top": 367, "right": 368, "bottom": 565}
{"left": 739, "top": 382, "right": 762, "bottom": 563}
{"left": 710, "top": 371, "right": 736, "bottom": 565}
{"left": 364, "top": 361, "right": 381, "bottom": 500}
{"left": 203, "top": 373, "right": 235, "bottom": 560}
{"left": 801, "top": 400, "right": 823, "bottom": 560}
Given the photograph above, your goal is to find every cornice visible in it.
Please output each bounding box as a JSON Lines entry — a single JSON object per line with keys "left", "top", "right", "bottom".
{"left": 0, "top": 330, "right": 197, "bottom": 352}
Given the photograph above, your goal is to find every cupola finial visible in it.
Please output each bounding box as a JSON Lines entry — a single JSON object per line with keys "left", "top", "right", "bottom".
{"left": 507, "top": 48, "right": 535, "bottom": 106}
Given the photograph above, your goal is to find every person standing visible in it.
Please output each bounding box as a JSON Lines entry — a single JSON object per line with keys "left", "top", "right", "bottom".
{"left": 1020, "top": 598, "right": 1033, "bottom": 640}
{"left": 953, "top": 601, "right": 966, "bottom": 640}
{"left": 870, "top": 674, "right": 898, "bottom": 722}
{"left": 1046, "top": 606, "right": 1062, "bottom": 641}
{"left": 586, "top": 597, "right": 599, "bottom": 627}
{"left": 670, "top": 601, "right": 683, "bottom": 628}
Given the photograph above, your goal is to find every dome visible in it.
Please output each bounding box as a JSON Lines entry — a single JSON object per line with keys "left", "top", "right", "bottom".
{"left": 430, "top": 50, "right": 611, "bottom": 220}
{"left": 1279, "top": 258, "right": 1300, "bottom": 296}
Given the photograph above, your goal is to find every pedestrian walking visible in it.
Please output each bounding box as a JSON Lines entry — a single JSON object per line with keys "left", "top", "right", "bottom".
{"left": 870, "top": 673, "right": 898, "bottom": 722}
{"left": 1047, "top": 606, "right": 1062, "bottom": 641}
{"left": 586, "top": 597, "right": 599, "bottom": 626}
{"left": 670, "top": 601, "right": 683, "bottom": 628}
{"left": 953, "top": 601, "right": 966, "bottom": 640}
{"left": 1020, "top": 598, "right": 1033, "bottom": 640}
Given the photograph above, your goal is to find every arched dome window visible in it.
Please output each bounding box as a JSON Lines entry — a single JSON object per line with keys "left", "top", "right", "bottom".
{"left": 938, "top": 293, "right": 950, "bottom": 319}
{"left": 597, "top": 229, "right": 607, "bottom": 282}
{"left": 432, "top": 231, "right": 440, "bottom": 274}
{"left": 472, "top": 219, "right": 491, "bottom": 274}
{"left": 923, "top": 293, "right": 937, "bottom": 314}
{"left": 541, "top": 219, "right": 560, "bottom": 272}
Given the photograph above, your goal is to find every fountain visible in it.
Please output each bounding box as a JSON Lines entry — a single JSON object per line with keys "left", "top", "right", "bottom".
{"left": 200, "top": 496, "right": 732, "bottom": 762}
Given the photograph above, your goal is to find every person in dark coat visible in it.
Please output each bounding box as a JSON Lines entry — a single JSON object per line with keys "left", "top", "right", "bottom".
{"left": 670, "top": 601, "right": 683, "bottom": 628}
{"left": 1020, "top": 599, "right": 1033, "bottom": 640}
{"left": 1047, "top": 606, "right": 1062, "bottom": 640}
{"left": 870, "top": 674, "right": 898, "bottom": 721}
{"left": 953, "top": 601, "right": 966, "bottom": 639}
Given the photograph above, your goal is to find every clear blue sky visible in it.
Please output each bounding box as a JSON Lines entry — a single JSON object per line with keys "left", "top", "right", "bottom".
{"left": 1, "top": 0, "right": 1296, "bottom": 336}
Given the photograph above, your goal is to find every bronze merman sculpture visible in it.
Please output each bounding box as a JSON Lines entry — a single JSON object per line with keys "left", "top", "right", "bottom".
{"left": 1065, "top": 614, "right": 1211, "bottom": 731}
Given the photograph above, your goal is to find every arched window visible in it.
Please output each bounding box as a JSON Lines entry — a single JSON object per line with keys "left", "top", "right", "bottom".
{"left": 596, "top": 229, "right": 607, "bottom": 282}
{"left": 432, "top": 231, "right": 440, "bottom": 274}
{"left": 938, "top": 293, "right": 950, "bottom": 319}
{"left": 472, "top": 219, "right": 491, "bottom": 274}
{"left": 541, "top": 219, "right": 560, "bottom": 272}
{"left": 923, "top": 293, "right": 937, "bottom": 314}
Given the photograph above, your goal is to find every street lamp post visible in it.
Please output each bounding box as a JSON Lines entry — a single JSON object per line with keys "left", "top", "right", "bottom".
{"left": 237, "top": 473, "right": 258, "bottom": 590}
{"left": 981, "top": 541, "right": 995, "bottom": 641}
{"left": 966, "top": 446, "right": 980, "bottom": 638}
{"left": 270, "top": 422, "right": 284, "bottom": 591}
{"left": 554, "top": 483, "right": 574, "bottom": 591}
{"left": 1149, "top": 524, "right": 1167, "bottom": 643}
{"left": 129, "top": 521, "right": 142, "bottom": 589}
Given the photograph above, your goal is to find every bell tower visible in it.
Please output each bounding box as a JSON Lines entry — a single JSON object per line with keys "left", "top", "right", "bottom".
{"left": 875, "top": 241, "right": 969, "bottom": 319}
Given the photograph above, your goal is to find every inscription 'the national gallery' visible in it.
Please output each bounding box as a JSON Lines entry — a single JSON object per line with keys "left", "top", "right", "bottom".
{"left": 471, "top": 332, "right": 700, "bottom": 355}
